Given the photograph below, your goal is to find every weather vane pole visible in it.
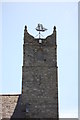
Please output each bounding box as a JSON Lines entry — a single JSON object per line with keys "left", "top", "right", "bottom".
{"left": 35, "top": 24, "right": 47, "bottom": 43}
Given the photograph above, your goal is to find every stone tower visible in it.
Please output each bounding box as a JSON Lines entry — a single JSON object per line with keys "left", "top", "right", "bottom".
{"left": 21, "top": 25, "right": 59, "bottom": 118}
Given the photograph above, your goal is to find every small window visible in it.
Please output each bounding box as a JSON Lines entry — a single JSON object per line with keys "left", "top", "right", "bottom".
{"left": 26, "top": 103, "right": 30, "bottom": 113}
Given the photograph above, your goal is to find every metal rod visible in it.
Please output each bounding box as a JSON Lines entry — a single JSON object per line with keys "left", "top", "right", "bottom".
{"left": 39, "top": 31, "right": 40, "bottom": 39}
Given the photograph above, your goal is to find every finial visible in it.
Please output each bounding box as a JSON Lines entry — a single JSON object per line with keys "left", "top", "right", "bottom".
{"left": 24, "top": 25, "right": 27, "bottom": 32}
{"left": 53, "top": 26, "right": 56, "bottom": 31}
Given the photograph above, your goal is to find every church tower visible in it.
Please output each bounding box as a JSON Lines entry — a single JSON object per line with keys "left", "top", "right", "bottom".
{"left": 21, "top": 25, "right": 59, "bottom": 118}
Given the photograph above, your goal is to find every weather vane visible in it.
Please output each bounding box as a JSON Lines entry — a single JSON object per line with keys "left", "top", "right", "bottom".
{"left": 35, "top": 24, "right": 47, "bottom": 43}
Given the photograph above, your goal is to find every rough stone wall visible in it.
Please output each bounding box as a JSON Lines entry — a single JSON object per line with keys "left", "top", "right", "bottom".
{"left": 0, "top": 95, "right": 2, "bottom": 119}
{"left": 0, "top": 95, "right": 19, "bottom": 119}
{"left": 21, "top": 26, "right": 58, "bottom": 118}
{"left": 23, "top": 45, "right": 57, "bottom": 67}
{"left": 22, "top": 67, "right": 58, "bottom": 118}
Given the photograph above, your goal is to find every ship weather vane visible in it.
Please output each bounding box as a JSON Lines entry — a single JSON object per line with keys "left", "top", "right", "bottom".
{"left": 35, "top": 24, "right": 47, "bottom": 43}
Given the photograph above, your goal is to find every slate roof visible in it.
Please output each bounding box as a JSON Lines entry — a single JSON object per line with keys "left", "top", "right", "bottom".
{"left": 0, "top": 94, "right": 25, "bottom": 119}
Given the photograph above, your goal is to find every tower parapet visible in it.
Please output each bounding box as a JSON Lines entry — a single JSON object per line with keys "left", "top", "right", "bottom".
{"left": 24, "top": 25, "right": 57, "bottom": 46}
